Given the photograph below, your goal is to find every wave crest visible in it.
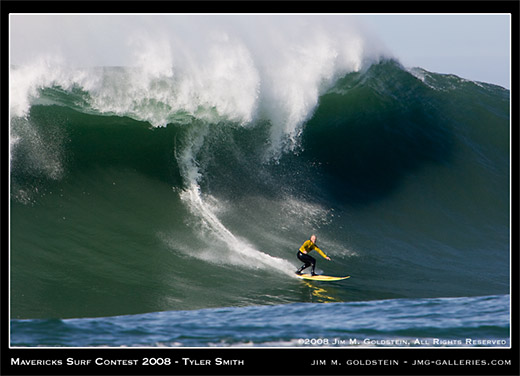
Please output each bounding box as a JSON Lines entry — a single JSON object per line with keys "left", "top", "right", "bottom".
{"left": 10, "top": 16, "right": 387, "bottom": 158}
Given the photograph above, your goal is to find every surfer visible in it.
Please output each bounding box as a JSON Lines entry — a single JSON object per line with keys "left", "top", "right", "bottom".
{"left": 295, "top": 235, "right": 331, "bottom": 276}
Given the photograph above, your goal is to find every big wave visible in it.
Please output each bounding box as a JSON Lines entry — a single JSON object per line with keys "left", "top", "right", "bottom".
{"left": 9, "top": 20, "right": 510, "bottom": 320}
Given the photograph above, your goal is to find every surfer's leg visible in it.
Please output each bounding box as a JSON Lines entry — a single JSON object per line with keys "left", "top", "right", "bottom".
{"left": 296, "top": 252, "right": 309, "bottom": 273}
{"left": 296, "top": 252, "right": 314, "bottom": 274}
{"left": 296, "top": 265, "right": 307, "bottom": 274}
{"left": 308, "top": 255, "right": 317, "bottom": 275}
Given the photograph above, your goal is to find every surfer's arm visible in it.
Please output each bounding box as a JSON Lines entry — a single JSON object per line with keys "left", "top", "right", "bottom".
{"left": 314, "top": 246, "right": 330, "bottom": 260}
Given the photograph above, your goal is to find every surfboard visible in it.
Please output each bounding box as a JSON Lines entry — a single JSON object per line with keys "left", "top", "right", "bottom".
{"left": 297, "top": 274, "right": 350, "bottom": 281}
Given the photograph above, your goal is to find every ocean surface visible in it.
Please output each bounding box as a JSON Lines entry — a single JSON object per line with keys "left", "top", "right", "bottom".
{"left": 10, "top": 42, "right": 510, "bottom": 347}
{"left": 11, "top": 294, "right": 509, "bottom": 347}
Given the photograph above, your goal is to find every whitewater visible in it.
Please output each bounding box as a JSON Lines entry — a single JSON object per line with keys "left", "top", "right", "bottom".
{"left": 9, "top": 15, "right": 510, "bottom": 349}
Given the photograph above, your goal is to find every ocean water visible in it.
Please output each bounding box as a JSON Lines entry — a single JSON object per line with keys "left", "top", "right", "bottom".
{"left": 9, "top": 20, "right": 510, "bottom": 348}
{"left": 11, "top": 294, "right": 509, "bottom": 347}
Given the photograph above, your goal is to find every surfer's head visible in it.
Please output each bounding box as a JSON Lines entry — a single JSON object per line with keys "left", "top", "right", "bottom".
{"left": 310, "top": 234, "right": 317, "bottom": 243}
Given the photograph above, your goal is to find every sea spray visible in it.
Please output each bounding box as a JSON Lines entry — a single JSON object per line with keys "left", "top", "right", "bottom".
{"left": 10, "top": 15, "right": 386, "bottom": 158}
{"left": 175, "top": 122, "right": 295, "bottom": 274}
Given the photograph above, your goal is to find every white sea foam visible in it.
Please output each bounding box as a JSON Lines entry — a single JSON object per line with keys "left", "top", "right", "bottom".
{"left": 10, "top": 15, "right": 388, "bottom": 157}
{"left": 178, "top": 183, "right": 296, "bottom": 274}
{"left": 10, "top": 55, "right": 66, "bottom": 118}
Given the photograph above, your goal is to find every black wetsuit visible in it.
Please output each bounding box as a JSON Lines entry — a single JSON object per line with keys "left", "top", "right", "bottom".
{"left": 296, "top": 251, "right": 316, "bottom": 274}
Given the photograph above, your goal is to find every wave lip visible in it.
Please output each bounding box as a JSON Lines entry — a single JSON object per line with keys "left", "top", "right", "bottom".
{"left": 10, "top": 15, "right": 388, "bottom": 158}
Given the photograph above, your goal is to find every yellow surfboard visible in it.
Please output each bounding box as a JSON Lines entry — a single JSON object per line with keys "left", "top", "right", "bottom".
{"left": 297, "top": 274, "right": 350, "bottom": 281}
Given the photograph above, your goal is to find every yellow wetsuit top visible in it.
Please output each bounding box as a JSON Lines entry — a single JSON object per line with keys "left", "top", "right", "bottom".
{"left": 299, "top": 240, "right": 328, "bottom": 259}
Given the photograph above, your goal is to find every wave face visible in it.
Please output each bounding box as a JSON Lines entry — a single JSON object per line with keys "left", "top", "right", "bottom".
{"left": 10, "top": 58, "right": 510, "bottom": 320}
